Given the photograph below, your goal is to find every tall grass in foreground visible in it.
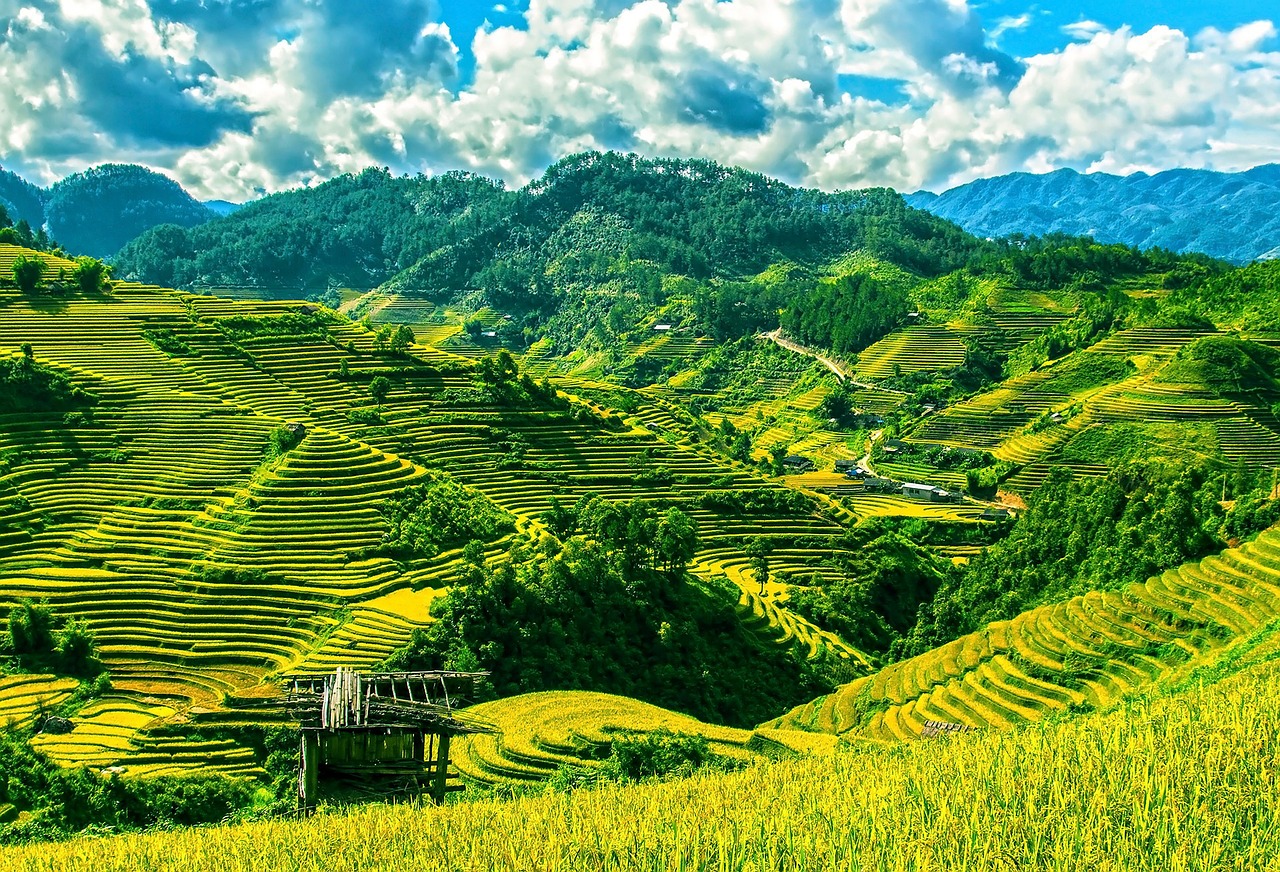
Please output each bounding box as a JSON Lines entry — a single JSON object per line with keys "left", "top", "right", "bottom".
{"left": 7, "top": 661, "right": 1280, "bottom": 871}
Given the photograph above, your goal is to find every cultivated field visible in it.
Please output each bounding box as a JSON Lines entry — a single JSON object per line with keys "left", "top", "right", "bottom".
{"left": 6, "top": 650, "right": 1278, "bottom": 870}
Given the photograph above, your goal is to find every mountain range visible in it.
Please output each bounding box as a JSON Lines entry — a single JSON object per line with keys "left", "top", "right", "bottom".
{"left": 3, "top": 159, "right": 1279, "bottom": 266}
{"left": 0, "top": 164, "right": 230, "bottom": 258}
{"left": 908, "top": 165, "right": 1280, "bottom": 264}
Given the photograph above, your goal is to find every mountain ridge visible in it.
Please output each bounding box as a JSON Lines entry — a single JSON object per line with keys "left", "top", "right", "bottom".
{"left": 908, "top": 164, "right": 1280, "bottom": 263}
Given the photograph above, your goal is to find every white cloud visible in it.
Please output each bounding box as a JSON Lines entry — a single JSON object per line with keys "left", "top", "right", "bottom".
{"left": 1, "top": 0, "right": 1279, "bottom": 203}
{"left": 990, "top": 13, "right": 1031, "bottom": 42}
{"left": 1062, "top": 19, "right": 1107, "bottom": 41}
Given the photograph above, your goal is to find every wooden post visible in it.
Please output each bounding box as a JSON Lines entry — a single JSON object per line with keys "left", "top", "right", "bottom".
{"left": 432, "top": 732, "right": 450, "bottom": 802}
{"left": 300, "top": 731, "right": 320, "bottom": 813}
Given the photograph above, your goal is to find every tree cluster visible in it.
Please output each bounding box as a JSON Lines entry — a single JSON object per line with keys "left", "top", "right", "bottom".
{"left": 381, "top": 516, "right": 827, "bottom": 727}
{"left": 3, "top": 600, "right": 100, "bottom": 677}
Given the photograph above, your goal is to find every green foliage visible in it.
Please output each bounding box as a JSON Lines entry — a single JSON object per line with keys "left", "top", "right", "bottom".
{"left": 372, "top": 324, "right": 415, "bottom": 354}
{"left": 695, "top": 488, "right": 816, "bottom": 516}
{"left": 996, "top": 235, "right": 1171, "bottom": 289}
{"left": 43, "top": 164, "right": 214, "bottom": 259}
{"left": 899, "top": 462, "right": 1231, "bottom": 658}
{"left": 264, "top": 424, "right": 304, "bottom": 459}
{"left": 115, "top": 168, "right": 510, "bottom": 290}
{"left": 3, "top": 600, "right": 101, "bottom": 677}
{"left": 1158, "top": 336, "right": 1280, "bottom": 395}
{"left": 1040, "top": 354, "right": 1136, "bottom": 395}
{"left": 0, "top": 730, "right": 254, "bottom": 844}
{"left": 781, "top": 272, "right": 909, "bottom": 355}
{"left": 598, "top": 731, "right": 738, "bottom": 782}
{"left": 11, "top": 255, "right": 46, "bottom": 294}
{"left": 368, "top": 376, "right": 391, "bottom": 403}
{"left": 538, "top": 496, "right": 698, "bottom": 577}
{"left": 788, "top": 526, "right": 952, "bottom": 656}
{"left": 1170, "top": 259, "right": 1280, "bottom": 331}
{"left": 70, "top": 257, "right": 112, "bottom": 294}
{"left": 1004, "top": 290, "right": 1130, "bottom": 375}
{"left": 381, "top": 533, "right": 827, "bottom": 728}
{"left": 0, "top": 354, "right": 94, "bottom": 415}
{"left": 377, "top": 474, "right": 514, "bottom": 560}
{"left": 212, "top": 312, "right": 332, "bottom": 341}
{"left": 140, "top": 328, "right": 193, "bottom": 356}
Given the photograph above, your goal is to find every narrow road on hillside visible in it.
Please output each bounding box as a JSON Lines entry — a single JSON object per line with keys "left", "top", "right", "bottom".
{"left": 762, "top": 329, "right": 908, "bottom": 395}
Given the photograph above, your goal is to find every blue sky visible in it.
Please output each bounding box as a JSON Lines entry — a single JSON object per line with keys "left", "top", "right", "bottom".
{"left": 1, "top": 0, "right": 1277, "bottom": 200}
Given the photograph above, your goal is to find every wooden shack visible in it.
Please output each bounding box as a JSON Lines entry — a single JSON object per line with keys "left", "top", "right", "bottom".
{"left": 281, "top": 668, "right": 493, "bottom": 810}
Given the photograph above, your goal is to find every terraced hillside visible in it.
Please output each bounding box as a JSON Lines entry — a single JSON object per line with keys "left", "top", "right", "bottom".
{"left": 452, "top": 691, "right": 840, "bottom": 787}
{"left": 1, "top": 272, "right": 889, "bottom": 772}
{"left": 771, "top": 527, "right": 1280, "bottom": 739}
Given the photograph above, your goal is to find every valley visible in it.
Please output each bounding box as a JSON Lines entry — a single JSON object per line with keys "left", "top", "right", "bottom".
{"left": 0, "top": 155, "right": 1278, "bottom": 859}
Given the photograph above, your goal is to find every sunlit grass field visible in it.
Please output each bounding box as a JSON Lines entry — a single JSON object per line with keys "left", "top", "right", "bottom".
{"left": 6, "top": 653, "right": 1279, "bottom": 871}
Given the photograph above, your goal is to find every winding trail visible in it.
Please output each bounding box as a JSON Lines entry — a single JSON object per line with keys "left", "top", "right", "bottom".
{"left": 763, "top": 329, "right": 908, "bottom": 395}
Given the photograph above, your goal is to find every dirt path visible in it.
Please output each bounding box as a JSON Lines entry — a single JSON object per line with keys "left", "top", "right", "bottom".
{"left": 763, "top": 329, "right": 907, "bottom": 395}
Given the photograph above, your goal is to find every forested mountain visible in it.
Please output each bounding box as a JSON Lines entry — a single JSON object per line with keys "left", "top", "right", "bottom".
{"left": 0, "top": 169, "right": 46, "bottom": 229}
{"left": 0, "top": 164, "right": 218, "bottom": 258}
{"left": 44, "top": 165, "right": 215, "bottom": 258}
{"left": 115, "top": 152, "right": 985, "bottom": 296}
{"left": 908, "top": 165, "right": 1280, "bottom": 264}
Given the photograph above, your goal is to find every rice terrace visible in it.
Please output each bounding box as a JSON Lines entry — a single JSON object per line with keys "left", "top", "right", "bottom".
{"left": 3, "top": 3, "right": 1280, "bottom": 869}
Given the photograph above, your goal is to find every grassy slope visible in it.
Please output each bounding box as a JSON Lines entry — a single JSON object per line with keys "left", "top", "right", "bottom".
{"left": 6, "top": 633, "right": 1279, "bottom": 870}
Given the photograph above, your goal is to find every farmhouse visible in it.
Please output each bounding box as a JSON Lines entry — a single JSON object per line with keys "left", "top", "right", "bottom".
{"left": 783, "top": 455, "right": 816, "bottom": 472}
{"left": 653, "top": 324, "right": 672, "bottom": 331}
{"left": 833, "top": 459, "right": 857, "bottom": 473}
{"left": 902, "top": 482, "right": 959, "bottom": 504}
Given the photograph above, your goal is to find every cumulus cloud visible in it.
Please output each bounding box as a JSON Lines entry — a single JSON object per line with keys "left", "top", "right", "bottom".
{"left": 1, "top": 0, "right": 1278, "bottom": 201}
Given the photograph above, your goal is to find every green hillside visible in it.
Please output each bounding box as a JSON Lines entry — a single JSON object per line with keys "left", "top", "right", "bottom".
{"left": 3, "top": 150, "right": 1280, "bottom": 847}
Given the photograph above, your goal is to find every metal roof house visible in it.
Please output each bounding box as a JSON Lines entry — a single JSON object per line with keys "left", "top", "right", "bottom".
{"left": 902, "top": 482, "right": 960, "bottom": 504}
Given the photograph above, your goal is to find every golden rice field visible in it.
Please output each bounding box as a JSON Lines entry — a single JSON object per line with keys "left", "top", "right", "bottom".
{"left": 453, "top": 690, "right": 841, "bottom": 786}
{"left": 0, "top": 243, "right": 77, "bottom": 280}
{"left": 6, "top": 653, "right": 1278, "bottom": 871}
{"left": 773, "top": 527, "right": 1280, "bottom": 740}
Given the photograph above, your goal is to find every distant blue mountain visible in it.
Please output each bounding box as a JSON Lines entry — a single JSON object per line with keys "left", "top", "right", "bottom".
{"left": 203, "top": 200, "right": 244, "bottom": 217}
{"left": 906, "top": 165, "right": 1280, "bottom": 264}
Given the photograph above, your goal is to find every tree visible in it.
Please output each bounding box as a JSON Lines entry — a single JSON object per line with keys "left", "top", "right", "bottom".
{"left": 12, "top": 255, "right": 46, "bottom": 294}
{"left": 369, "top": 375, "right": 391, "bottom": 403}
{"left": 389, "top": 324, "right": 415, "bottom": 353}
{"left": 540, "top": 496, "right": 577, "bottom": 540}
{"left": 8, "top": 599, "right": 56, "bottom": 656}
{"left": 71, "top": 257, "right": 112, "bottom": 294}
{"left": 56, "top": 619, "right": 99, "bottom": 676}
{"left": 746, "top": 539, "right": 773, "bottom": 595}
{"left": 656, "top": 508, "right": 698, "bottom": 578}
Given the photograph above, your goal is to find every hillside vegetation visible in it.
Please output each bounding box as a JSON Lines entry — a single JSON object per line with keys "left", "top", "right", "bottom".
{"left": 5, "top": 641, "right": 1279, "bottom": 870}
{"left": 0, "top": 165, "right": 216, "bottom": 258}
{"left": 3, "top": 150, "right": 1280, "bottom": 846}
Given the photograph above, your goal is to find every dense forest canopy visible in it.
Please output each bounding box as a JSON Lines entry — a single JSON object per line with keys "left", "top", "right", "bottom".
{"left": 45, "top": 165, "right": 215, "bottom": 259}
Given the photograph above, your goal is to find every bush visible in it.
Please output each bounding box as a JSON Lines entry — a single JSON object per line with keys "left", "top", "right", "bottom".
{"left": 12, "top": 255, "right": 46, "bottom": 294}
{"left": 4, "top": 600, "right": 102, "bottom": 677}
{"left": 599, "top": 731, "right": 734, "bottom": 782}
{"left": 265, "top": 424, "right": 304, "bottom": 458}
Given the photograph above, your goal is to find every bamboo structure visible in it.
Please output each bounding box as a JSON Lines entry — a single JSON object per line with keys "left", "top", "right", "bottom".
{"left": 281, "top": 668, "right": 493, "bottom": 810}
